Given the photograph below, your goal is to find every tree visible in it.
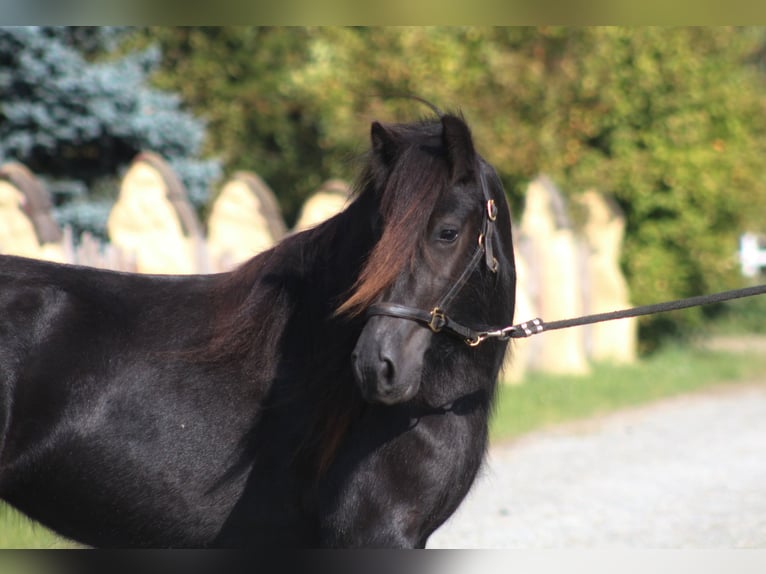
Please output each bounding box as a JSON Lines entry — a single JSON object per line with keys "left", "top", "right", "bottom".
{"left": 0, "top": 26, "right": 220, "bottom": 237}
{"left": 131, "top": 27, "right": 320, "bottom": 223}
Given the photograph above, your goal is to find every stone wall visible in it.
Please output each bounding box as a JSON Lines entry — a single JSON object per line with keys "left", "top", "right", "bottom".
{"left": 207, "top": 172, "right": 287, "bottom": 271}
{"left": 293, "top": 179, "right": 350, "bottom": 231}
{"left": 0, "top": 162, "right": 64, "bottom": 262}
{"left": 107, "top": 152, "right": 205, "bottom": 275}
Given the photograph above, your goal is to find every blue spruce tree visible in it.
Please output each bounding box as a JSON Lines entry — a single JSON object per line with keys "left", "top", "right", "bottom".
{"left": 0, "top": 26, "right": 220, "bottom": 237}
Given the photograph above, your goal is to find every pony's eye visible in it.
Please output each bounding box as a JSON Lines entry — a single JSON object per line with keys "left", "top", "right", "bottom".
{"left": 438, "top": 228, "right": 459, "bottom": 243}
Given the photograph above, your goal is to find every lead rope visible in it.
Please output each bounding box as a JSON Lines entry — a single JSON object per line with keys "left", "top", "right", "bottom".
{"left": 485, "top": 283, "right": 766, "bottom": 344}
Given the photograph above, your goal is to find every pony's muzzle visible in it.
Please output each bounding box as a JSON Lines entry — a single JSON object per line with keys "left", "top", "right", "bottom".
{"left": 351, "top": 349, "right": 396, "bottom": 397}
{"left": 351, "top": 316, "right": 428, "bottom": 405}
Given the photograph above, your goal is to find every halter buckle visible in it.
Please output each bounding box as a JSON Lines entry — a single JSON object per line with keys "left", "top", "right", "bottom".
{"left": 428, "top": 307, "right": 446, "bottom": 333}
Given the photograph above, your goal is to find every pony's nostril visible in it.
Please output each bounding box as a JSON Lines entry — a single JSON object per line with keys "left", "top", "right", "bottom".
{"left": 379, "top": 356, "right": 395, "bottom": 385}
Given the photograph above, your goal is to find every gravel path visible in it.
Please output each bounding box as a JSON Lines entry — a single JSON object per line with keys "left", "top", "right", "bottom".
{"left": 428, "top": 383, "right": 766, "bottom": 548}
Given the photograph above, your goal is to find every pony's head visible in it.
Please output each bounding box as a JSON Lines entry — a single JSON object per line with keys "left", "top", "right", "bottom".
{"left": 341, "top": 113, "right": 516, "bottom": 405}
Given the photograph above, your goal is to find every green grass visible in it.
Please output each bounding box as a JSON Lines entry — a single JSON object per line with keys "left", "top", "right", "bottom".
{"left": 0, "top": 504, "right": 78, "bottom": 549}
{"left": 2, "top": 341, "right": 765, "bottom": 548}
{"left": 490, "top": 343, "right": 766, "bottom": 442}
{"left": 700, "top": 294, "right": 766, "bottom": 335}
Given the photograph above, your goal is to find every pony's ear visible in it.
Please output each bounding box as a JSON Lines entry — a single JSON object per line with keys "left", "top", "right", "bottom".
{"left": 441, "top": 114, "right": 476, "bottom": 183}
{"left": 371, "top": 121, "right": 400, "bottom": 167}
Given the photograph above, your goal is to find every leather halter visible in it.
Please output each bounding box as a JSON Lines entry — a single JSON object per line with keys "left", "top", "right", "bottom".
{"left": 365, "top": 170, "right": 508, "bottom": 347}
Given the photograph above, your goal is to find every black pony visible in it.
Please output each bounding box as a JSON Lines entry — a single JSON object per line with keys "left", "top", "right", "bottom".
{"left": 0, "top": 112, "right": 516, "bottom": 548}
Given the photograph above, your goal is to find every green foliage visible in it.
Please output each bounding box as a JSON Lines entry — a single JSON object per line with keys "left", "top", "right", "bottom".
{"left": 701, "top": 291, "right": 766, "bottom": 334}
{"left": 539, "top": 28, "right": 766, "bottom": 346}
{"left": 555, "top": 29, "right": 766, "bottom": 305}
{"left": 0, "top": 503, "right": 77, "bottom": 548}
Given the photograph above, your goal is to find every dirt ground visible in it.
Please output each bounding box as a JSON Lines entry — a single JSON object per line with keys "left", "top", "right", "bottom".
{"left": 429, "top": 336, "right": 766, "bottom": 549}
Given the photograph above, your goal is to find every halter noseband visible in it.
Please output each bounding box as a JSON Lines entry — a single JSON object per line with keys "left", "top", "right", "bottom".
{"left": 366, "top": 170, "right": 510, "bottom": 347}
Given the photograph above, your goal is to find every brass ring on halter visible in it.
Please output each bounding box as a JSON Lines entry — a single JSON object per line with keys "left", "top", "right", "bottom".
{"left": 486, "top": 199, "right": 497, "bottom": 221}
